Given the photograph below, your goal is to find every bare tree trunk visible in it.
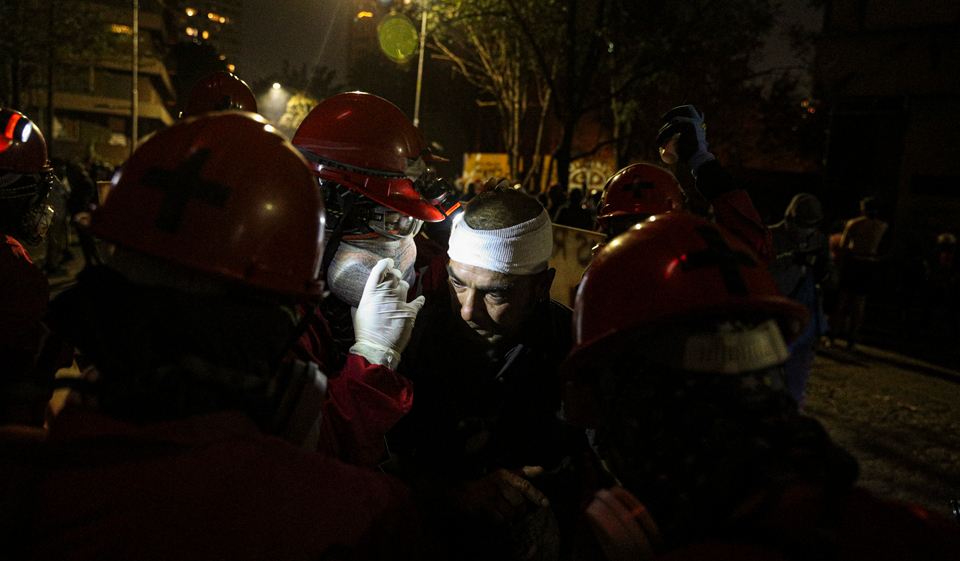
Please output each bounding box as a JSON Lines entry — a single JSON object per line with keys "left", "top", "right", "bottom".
{"left": 521, "top": 81, "right": 551, "bottom": 191}
{"left": 554, "top": 116, "right": 576, "bottom": 189}
{"left": 46, "top": 0, "right": 55, "bottom": 154}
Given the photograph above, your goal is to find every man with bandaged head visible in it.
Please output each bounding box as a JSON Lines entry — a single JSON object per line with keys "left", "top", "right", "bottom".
{"left": 387, "top": 184, "right": 592, "bottom": 560}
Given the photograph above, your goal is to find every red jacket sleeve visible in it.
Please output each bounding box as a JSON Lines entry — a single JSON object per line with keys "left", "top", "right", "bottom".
{"left": 317, "top": 353, "right": 414, "bottom": 469}
{"left": 288, "top": 306, "right": 415, "bottom": 469}
{"left": 712, "top": 189, "right": 776, "bottom": 265}
{"left": 694, "top": 161, "right": 775, "bottom": 265}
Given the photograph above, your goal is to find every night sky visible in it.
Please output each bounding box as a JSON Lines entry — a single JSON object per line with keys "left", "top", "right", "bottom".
{"left": 240, "top": 1, "right": 823, "bottom": 87}
{"left": 240, "top": 0, "right": 351, "bottom": 84}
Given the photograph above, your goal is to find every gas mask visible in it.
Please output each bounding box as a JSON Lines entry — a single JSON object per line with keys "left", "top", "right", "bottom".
{"left": 0, "top": 170, "right": 54, "bottom": 245}
{"left": 326, "top": 233, "right": 417, "bottom": 308}
{"left": 20, "top": 202, "right": 54, "bottom": 245}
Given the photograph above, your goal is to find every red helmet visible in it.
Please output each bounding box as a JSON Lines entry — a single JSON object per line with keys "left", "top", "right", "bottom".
{"left": 597, "top": 164, "right": 684, "bottom": 229}
{"left": 90, "top": 112, "right": 325, "bottom": 297}
{"left": 0, "top": 109, "right": 50, "bottom": 174}
{"left": 181, "top": 71, "right": 258, "bottom": 118}
{"left": 563, "top": 213, "right": 808, "bottom": 426}
{"left": 292, "top": 91, "right": 445, "bottom": 222}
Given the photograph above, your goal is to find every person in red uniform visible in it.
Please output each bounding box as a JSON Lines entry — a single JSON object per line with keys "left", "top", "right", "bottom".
{"left": 0, "top": 109, "right": 63, "bottom": 425}
{"left": 561, "top": 213, "right": 960, "bottom": 561}
{"left": 656, "top": 105, "right": 774, "bottom": 264}
{"left": 596, "top": 164, "right": 685, "bottom": 240}
{"left": 290, "top": 92, "right": 456, "bottom": 467}
{"left": 0, "top": 112, "right": 427, "bottom": 560}
{"left": 592, "top": 106, "right": 773, "bottom": 264}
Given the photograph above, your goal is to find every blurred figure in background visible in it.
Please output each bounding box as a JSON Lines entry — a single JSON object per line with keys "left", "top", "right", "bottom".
{"left": 554, "top": 187, "right": 594, "bottom": 230}
{"left": 831, "top": 196, "right": 888, "bottom": 350}
{"left": 769, "top": 193, "right": 835, "bottom": 410}
{"left": 462, "top": 181, "right": 478, "bottom": 203}
{"left": 65, "top": 158, "right": 104, "bottom": 268}
{"left": 547, "top": 183, "right": 568, "bottom": 221}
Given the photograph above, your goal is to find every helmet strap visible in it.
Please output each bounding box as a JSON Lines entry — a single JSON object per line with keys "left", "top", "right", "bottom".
{"left": 319, "top": 188, "right": 361, "bottom": 284}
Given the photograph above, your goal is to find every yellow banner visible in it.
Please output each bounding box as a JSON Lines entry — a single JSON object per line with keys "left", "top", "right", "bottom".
{"left": 462, "top": 153, "right": 510, "bottom": 185}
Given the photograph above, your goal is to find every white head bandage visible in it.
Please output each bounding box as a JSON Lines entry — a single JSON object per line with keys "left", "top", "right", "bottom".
{"left": 447, "top": 208, "right": 553, "bottom": 275}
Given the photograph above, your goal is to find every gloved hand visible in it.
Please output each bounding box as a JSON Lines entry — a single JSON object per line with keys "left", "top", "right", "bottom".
{"left": 349, "top": 258, "right": 425, "bottom": 370}
{"left": 656, "top": 105, "right": 714, "bottom": 175}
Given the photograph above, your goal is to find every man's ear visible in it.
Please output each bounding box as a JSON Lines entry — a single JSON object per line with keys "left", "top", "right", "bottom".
{"left": 537, "top": 268, "right": 556, "bottom": 302}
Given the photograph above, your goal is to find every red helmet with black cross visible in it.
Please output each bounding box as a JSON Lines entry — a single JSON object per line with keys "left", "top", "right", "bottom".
{"left": 597, "top": 164, "right": 684, "bottom": 231}
{"left": 562, "top": 213, "right": 808, "bottom": 427}
{"left": 181, "top": 71, "right": 258, "bottom": 118}
{"left": 291, "top": 91, "right": 446, "bottom": 222}
{"left": 89, "top": 112, "right": 325, "bottom": 297}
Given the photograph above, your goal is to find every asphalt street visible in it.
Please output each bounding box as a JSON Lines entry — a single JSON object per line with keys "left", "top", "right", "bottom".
{"left": 806, "top": 345, "right": 960, "bottom": 519}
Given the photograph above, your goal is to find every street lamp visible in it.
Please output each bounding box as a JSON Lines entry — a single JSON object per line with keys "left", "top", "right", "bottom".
{"left": 413, "top": 0, "right": 428, "bottom": 128}
{"left": 132, "top": 0, "right": 139, "bottom": 157}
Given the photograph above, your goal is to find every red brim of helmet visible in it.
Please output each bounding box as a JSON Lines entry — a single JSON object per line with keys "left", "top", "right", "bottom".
{"left": 559, "top": 296, "right": 808, "bottom": 428}
{"left": 313, "top": 164, "right": 444, "bottom": 222}
{"left": 563, "top": 295, "right": 809, "bottom": 380}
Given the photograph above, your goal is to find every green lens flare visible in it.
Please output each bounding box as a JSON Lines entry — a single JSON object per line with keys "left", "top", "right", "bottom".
{"left": 378, "top": 14, "right": 418, "bottom": 63}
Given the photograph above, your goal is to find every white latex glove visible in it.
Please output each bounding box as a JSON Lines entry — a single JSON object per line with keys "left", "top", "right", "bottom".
{"left": 349, "top": 258, "right": 425, "bottom": 370}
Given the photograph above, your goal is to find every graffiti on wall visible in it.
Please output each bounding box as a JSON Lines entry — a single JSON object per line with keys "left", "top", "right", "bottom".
{"left": 549, "top": 223, "right": 606, "bottom": 308}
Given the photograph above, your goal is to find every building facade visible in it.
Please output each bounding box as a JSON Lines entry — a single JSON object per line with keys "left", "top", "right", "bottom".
{"left": 814, "top": 0, "right": 960, "bottom": 257}
{"left": 17, "top": 0, "right": 176, "bottom": 166}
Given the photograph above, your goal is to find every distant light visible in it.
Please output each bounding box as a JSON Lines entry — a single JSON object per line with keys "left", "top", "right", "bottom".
{"left": 358, "top": 11, "right": 373, "bottom": 18}
{"left": 208, "top": 12, "right": 217, "bottom": 20}
{"left": 186, "top": 27, "right": 198, "bottom": 37}
{"left": 378, "top": 13, "right": 418, "bottom": 63}
{"left": 227, "top": 64, "right": 235, "bottom": 72}
{"left": 185, "top": 8, "right": 195, "bottom": 16}
{"left": 111, "top": 24, "right": 133, "bottom": 35}
{"left": 272, "top": 83, "right": 281, "bottom": 90}
{"left": 801, "top": 100, "right": 810, "bottom": 108}
{"left": 219, "top": 17, "right": 227, "bottom": 23}
{"left": 807, "top": 107, "right": 816, "bottom": 114}
{"left": 201, "top": 30, "right": 209, "bottom": 39}
{"left": 219, "top": 55, "right": 226, "bottom": 60}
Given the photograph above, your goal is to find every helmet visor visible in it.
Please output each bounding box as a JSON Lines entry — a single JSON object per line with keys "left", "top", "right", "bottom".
{"left": 358, "top": 203, "right": 423, "bottom": 239}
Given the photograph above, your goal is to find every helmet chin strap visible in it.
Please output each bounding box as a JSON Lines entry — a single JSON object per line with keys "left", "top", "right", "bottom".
{"left": 319, "top": 186, "right": 361, "bottom": 286}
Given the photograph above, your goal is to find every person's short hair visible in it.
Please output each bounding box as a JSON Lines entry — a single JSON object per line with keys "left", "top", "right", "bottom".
{"left": 463, "top": 185, "right": 545, "bottom": 230}
{"left": 860, "top": 196, "right": 879, "bottom": 218}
